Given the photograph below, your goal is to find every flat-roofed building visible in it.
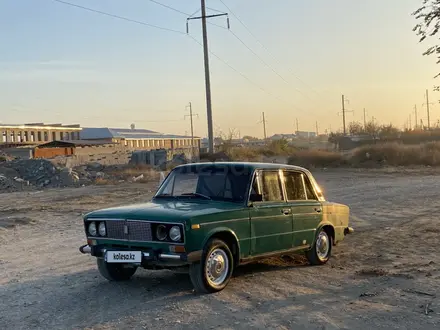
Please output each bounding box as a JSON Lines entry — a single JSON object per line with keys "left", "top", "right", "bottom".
{"left": 80, "top": 127, "right": 200, "bottom": 150}
{"left": 0, "top": 123, "right": 82, "bottom": 146}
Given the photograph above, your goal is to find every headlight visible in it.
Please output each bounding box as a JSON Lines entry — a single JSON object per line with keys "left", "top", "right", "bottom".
{"left": 156, "top": 224, "right": 167, "bottom": 241}
{"left": 88, "top": 222, "right": 97, "bottom": 236}
{"left": 98, "top": 222, "right": 106, "bottom": 236}
{"left": 169, "top": 226, "right": 181, "bottom": 242}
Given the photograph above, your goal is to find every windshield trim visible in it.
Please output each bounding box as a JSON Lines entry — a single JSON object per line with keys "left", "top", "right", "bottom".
{"left": 153, "top": 166, "right": 254, "bottom": 205}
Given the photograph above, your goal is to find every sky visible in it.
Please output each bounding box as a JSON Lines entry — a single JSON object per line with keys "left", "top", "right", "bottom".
{"left": 0, "top": 0, "right": 439, "bottom": 138}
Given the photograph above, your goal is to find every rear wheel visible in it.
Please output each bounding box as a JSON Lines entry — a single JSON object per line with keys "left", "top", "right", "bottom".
{"left": 189, "top": 239, "right": 234, "bottom": 294}
{"left": 306, "top": 229, "right": 332, "bottom": 265}
{"left": 97, "top": 258, "right": 137, "bottom": 281}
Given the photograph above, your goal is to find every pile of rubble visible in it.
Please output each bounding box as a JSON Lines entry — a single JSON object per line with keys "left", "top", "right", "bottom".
{"left": 0, "top": 159, "right": 84, "bottom": 193}
{"left": 0, "top": 158, "right": 164, "bottom": 193}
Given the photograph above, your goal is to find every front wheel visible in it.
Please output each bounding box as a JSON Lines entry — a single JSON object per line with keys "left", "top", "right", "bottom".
{"left": 97, "top": 258, "right": 137, "bottom": 281}
{"left": 306, "top": 229, "right": 332, "bottom": 265}
{"left": 189, "top": 239, "right": 234, "bottom": 294}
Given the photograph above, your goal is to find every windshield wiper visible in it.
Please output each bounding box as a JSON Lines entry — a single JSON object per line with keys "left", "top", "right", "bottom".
{"left": 154, "top": 194, "right": 177, "bottom": 199}
{"left": 179, "top": 192, "right": 212, "bottom": 200}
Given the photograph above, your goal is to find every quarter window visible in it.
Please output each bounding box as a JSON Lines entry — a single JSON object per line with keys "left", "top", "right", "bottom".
{"left": 304, "top": 176, "right": 318, "bottom": 200}
{"left": 283, "top": 171, "right": 307, "bottom": 200}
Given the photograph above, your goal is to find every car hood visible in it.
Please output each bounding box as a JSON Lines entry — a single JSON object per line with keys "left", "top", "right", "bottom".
{"left": 84, "top": 199, "right": 245, "bottom": 222}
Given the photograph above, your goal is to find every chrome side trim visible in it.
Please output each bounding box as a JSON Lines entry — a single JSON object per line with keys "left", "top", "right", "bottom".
{"left": 199, "top": 217, "right": 249, "bottom": 227}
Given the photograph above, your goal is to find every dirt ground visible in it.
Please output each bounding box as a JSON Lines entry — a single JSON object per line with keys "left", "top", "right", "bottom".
{"left": 0, "top": 168, "right": 439, "bottom": 330}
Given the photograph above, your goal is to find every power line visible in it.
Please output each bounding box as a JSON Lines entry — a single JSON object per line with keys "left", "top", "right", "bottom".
{"left": 187, "top": 35, "right": 304, "bottom": 113}
{"left": 52, "top": 0, "right": 186, "bottom": 34}
{"left": 147, "top": 0, "right": 189, "bottom": 16}
{"left": 49, "top": 0, "right": 306, "bottom": 120}
{"left": 219, "top": 0, "right": 321, "bottom": 97}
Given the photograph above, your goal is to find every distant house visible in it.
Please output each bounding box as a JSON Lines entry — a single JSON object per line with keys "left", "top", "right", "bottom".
{"left": 269, "top": 134, "right": 296, "bottom": 141}
{"left": 295, "top": 131, "right": 316, "bottom": 139}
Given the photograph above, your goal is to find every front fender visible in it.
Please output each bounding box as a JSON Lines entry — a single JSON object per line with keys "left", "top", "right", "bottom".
{"left": 201, "top": 226, "right": 240, "bottom": 256}
{"left": 313, "top": 222, "right": 336, "bottom": 246}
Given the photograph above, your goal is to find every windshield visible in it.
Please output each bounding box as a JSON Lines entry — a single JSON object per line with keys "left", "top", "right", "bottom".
{"left": 155, "top": 165, "right": 252, "bottom": 203}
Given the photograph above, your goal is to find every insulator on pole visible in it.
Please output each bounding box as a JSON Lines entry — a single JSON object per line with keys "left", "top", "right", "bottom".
{"left": 186, "top": 20, "right": 189, "bottom": 34}
{"left": 227, "top": 16, "right": 230, "bottom": 29}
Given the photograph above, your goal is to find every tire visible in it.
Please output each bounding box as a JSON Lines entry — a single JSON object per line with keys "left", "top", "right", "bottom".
{"left": 97, "top": 258, "right": 137, "bottom": 281}
{"left": 189, "top": 239, "right": 234, "bottom": 294}
{"left": 306, "top": 229, "right": 332, "bottom": 265}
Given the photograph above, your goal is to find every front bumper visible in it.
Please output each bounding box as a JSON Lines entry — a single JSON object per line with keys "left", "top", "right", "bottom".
{"left": 79, "top": 244, "right": 202, "bottom": 264}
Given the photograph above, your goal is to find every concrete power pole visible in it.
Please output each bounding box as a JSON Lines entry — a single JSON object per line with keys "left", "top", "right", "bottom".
{"left": 342, "top": 95, "right": 346, "bottom": 135}
{"left": 426, "top": 89, "right": 431, "bottom": 130}
{"left": 185, "top": 102, "right": 198, "bottom": 162}
{"left": 262, "top": 112, "right": 267, "bottom": 140}
{"left": 414, "top": 105, "right": 418, "bottom": 129}
{"left": 363, "top": 108, "right": 367, "bottom": 130}
{"left": 186, "top": 2, "right": 229, "bottom": 154}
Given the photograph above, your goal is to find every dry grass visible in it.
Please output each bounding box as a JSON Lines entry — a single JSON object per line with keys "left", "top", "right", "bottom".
{"left": 211, "top": 141, "right": 440, "bottom": 168}
{"left": 350, "top": 141, "right": 440, "bottom": 166}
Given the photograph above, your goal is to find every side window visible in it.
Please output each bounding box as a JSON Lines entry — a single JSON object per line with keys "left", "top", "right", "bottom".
{"left": 283, "top": 171, "right": 307, "bottom": 200}
{"left": 261, "top": 171, "right": 284, "bottom": 202}
{"left": 304, "top": 176, "right": 318, "bottom": 200}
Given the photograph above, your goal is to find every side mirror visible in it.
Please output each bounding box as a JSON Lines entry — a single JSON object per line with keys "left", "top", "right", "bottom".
{"left": 249, "top": 193, "right": 263, "bottom": 202}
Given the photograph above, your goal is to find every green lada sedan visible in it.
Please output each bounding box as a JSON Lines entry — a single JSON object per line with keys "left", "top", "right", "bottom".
{"left": 79, "top": 162, "right": 353, "bottom": 293}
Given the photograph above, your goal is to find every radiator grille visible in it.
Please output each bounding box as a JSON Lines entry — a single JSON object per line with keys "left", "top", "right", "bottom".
{"left": 105, "top": 220, "right": 153, "bottom": 242}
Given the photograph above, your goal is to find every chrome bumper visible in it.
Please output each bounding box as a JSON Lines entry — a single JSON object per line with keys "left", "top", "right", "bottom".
{"left": 79, "top": 245, "right": 192, "bottom": 261}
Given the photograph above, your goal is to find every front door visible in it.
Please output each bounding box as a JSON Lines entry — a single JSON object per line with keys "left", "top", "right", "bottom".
{"left": 283, "top": 170, "right": 323, "bottom": 247}
{"left": 249, "top": 170, "right": 293, "bottom": 255}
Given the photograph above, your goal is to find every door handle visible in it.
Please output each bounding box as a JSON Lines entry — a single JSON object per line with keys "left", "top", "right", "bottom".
{"left": 281, "top": 209, "right": 291, "bottom": 215}
{"left": 314, "top": 208, "right": 322, "bottom": 213}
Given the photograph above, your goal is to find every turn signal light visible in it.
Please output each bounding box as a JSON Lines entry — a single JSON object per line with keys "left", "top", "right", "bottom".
{"left": 169, "top": 245, "right": 186, "bottom": 253}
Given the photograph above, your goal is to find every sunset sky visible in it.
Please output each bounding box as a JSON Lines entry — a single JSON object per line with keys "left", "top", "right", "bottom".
{"left": 1, "top": 0, "right": 439, "bottom": 137}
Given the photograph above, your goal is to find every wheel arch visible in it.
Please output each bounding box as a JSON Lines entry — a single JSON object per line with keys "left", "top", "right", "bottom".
{"left": 202, "top": 227, "right": 240, "bottom": 267}
{"left": 314, "top": 222, "right": 335, "bottom": 246}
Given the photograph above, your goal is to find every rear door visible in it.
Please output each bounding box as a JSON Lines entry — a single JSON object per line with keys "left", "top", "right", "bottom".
{"left": 283, "top": 170, "right": 323, "bottom": 248}
{"left": 249, "top": 169, "right": 293, "bottom": 255}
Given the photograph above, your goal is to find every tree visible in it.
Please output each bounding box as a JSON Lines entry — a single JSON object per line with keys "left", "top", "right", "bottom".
{"left": 379, "top": 124, "right": 400, "bottom": 140}
{"left": 348, "top": 121, "right": 364, "bottom": 135}
{"left": 413, "top": 1, "right": 440, "bottom": 77}
{"left": 364, "top": 120, "right": 380, "bottom": 139}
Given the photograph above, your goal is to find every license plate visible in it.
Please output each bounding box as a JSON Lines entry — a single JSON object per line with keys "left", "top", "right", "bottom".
{"left": 105, "top": 251, "right": 142, "bottom": 263}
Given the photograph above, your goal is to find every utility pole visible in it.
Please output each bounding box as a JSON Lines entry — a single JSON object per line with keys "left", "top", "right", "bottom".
{"left": 342, "top": 95, "right": 346, "bottom": 135}
{"left": 426, "top": 89, "right": 431, "bottom": 130}
{"left": 338, "top": 95, "right": 353, "bottom": 135}
{"left": 262, "top": 112, "right": 267, "bottom": 140}
{"left": 296, "top": 118, "right": 299, "bottom": 134}
{"left": 409, "top": 113, "right": 412, "bottom": 130}
{"left": 414, "top": 105, "right": 418, "bottom": 129}
{"left": 315, "top": 121, "right": 319, "bottom": 136}
{"left": 185, "top": 102, "right": 198, "bottom": 162}
{"left": 363, "top": 108, "right": 367, "bottom": 130}
{"left": 187, "top": 2, "right": 229, "bottom": 154}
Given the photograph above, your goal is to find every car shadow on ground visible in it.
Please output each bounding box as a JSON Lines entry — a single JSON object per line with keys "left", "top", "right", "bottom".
{"left": 0, "top": 256, "right": 319, "bottom": 329}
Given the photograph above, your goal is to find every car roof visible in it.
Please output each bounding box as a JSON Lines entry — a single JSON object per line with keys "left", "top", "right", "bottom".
{"left": 173, "top": 161, "right": 311, "bottom": 173}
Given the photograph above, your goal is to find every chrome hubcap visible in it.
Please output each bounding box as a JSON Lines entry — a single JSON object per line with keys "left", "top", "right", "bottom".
{"left": 316, "top": 232, "right": 329, "bottom": 260}
{"left": 205, "top": 248, "right": 229, "bottom": 287}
